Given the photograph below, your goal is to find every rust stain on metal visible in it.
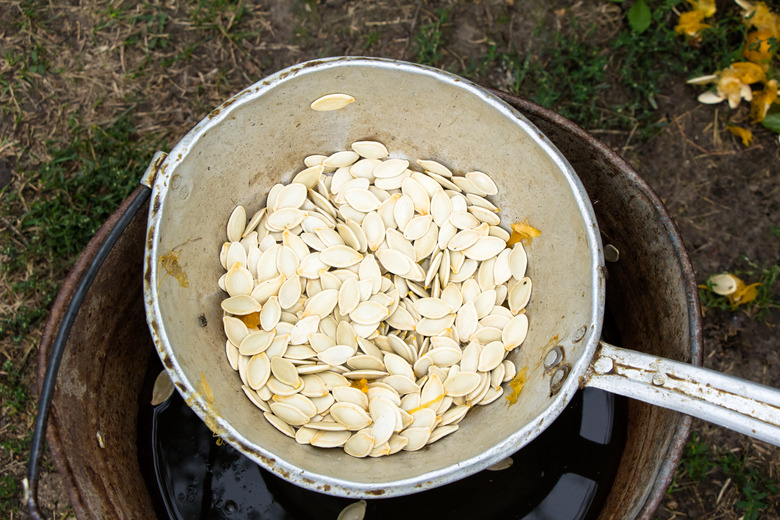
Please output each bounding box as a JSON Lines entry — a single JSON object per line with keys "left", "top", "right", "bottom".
{"left": 186, "top": 372, "right": 225, "bottom": 437}
{"left": 146, "top": 226, "right": 155, "bottom": 249}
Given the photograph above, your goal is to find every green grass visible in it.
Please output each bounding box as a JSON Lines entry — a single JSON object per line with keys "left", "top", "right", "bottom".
{"left": 671, "top": 433, "right": 779, "bottom": 519}
{"left": 0, "top": 359, "right": 33, "bottom": 516}
{"left": 460, "top": 0, "right": 745, "bottom": 134}
{"left": 0, "top": 114, "right": 164, "bottom": 345}
{"left": 0, "top": 359, "right": 30, "bottom": 416}
{"left": 414, "top": 7, "right": 450, "bottom": 66}
{"left": 0, "top": 475, "right": 19, "bottom": 517}
{"left": 190, "top": 0, "right": 252, "bottom": 37}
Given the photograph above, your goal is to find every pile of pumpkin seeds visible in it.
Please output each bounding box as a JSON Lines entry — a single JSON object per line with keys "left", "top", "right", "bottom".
{"left": 218, "top": 141, "right": 531, "bottom": 458}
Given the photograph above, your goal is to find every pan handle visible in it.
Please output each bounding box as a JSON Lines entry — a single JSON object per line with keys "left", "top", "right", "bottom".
{"left": 584, "top": 341, "right": 780, "bottom": 446}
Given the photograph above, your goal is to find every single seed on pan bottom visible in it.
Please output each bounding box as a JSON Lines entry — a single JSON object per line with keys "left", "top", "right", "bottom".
{"left": 310, "top": 93, "right": 354, "bottom": 111}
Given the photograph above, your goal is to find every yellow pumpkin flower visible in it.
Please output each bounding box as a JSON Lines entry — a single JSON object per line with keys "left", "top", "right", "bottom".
{"left": 688, "top": 62, "right": 767, "bottom": 109}
{"left": 750, "top": 79, "right": 778, "bottom": 122}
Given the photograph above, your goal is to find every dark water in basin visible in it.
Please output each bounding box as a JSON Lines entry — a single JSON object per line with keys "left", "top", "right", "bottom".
{"left": 138, "top": 313, "right": 627, "bottom": 520}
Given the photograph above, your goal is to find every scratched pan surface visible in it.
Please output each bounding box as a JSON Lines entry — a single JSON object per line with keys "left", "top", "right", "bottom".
{"left": 143, "top": 57, "right": 604, "bottom": 497}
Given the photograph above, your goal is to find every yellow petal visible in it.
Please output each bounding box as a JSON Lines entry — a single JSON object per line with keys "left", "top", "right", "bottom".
{"left": 727, "top": 125, "right": 754, "bottom": 147}
{"left": 508, "top": 219, "right": 542, "bottom": 247}
{"left": 750, "top": 79, "right": 778, "bottom": 123}
{"left": 687, "top": 0, "right": 717, "bottom": 17}
{"left": 675, "top": 10, "right": 712, "bottom": 36}
{"left": 728, "top": 62, "right": 767, "bottom": 84}
{"left": 728, "top": 282, "right": 762, "bottom": 307}
{"left": 505, "top": 366, "right": 528, "bottom": 406}
{"left": 739, "top": 1, "right": 780, "bottom": 36}
{"left": 743, "top": 29, "right": 776, "bottom": 66}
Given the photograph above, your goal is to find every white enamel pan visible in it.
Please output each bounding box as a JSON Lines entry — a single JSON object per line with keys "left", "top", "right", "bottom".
{"left": 142, "top": 57, "right": 780, "bottom": 498}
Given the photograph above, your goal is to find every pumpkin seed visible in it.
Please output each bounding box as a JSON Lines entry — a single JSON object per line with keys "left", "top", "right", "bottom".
{"left": 374, "top": 158, "right": 409, "bottom": 179}
{"left": 344, "top": 432, "right": 375, "bottom": 458}
{"left": 352, "top": 141, "right": 388, "bottom": 160}
{"left": 310, "top": 93, "right": 354, "bottom": 111}
{"left": 463, "top": 236, "right": 506, "bottom": 261}
{"left": 478, "top": 341, "right": 506, "bottom": 372}
{"left": 393, "top": 194, "right": 415, "bottom": 230}
{"left": 266, "top": 208, "right": 307, "bottom": 231}
{"left": 224, "top": 263, "right": 254, "bottom": 297}
{"left": 311, "top": 426, "right": 355, "bottom": 448}
{"left": 324, "top": 150, "right": 360, "bottom": 169}
{"left": 417, "top": 159, "right": 452, "bottom": 177}
{"left": 361, "top": 211, "right": 385, "bottom": 251}
{"left": 508, "top": 277, "right": 532, "bottom": 314}
{"left": 318, "top": 345, "right": 355, "bottom": 366}
{"left": 264, "top": 411, "right": 296, "bottom": 437}
{"left": 403, "top": 214, "right": 432, "bottom": 241}
{"left": 428, "top": 424, "right": 458, "bottom": 444}
{"left": 465, "top": 171, "right": 499, "bottom": 195}
{"left": 330, "top": 402, "right": 373, "bottom": 430}
{"left": 503, "top": 313, "right": 529, "bottom": 351}
{"left": 226, "top": 241, "right": 247, "bottom": 269}
{"left": 270, "top": 402, "right": 309, "bottom": 426}
{"left": 509, "top": 244, "right": 528, "bottom": 280}
{"left": 227, "top": 205, "right": 246, "bottom": 242}
{"left": 289, "top": 315, "right": 321, "bottom": 345}
{"left": 402, "top": 177, "right": 430, "bottom": 215}
{"left": 344, "top": 188, "right": 381, "bottom": 212}
{"left": 320, "top": 245, "right": 363, "bottom": 268}
{"left": 375, "top": 248, "right": 412, "bottom": 277}
{"left": 274, "top": 183, "right": 308, "bottom": 211}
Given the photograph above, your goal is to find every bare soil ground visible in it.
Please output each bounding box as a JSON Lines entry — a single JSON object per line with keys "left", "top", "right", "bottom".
{"left": 1, "top": 1, "right": 778, "bottom": 519}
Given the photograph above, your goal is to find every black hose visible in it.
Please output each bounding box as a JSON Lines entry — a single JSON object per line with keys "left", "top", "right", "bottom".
{"left": 27, "top": 186, "right": 151, "bottom": 519}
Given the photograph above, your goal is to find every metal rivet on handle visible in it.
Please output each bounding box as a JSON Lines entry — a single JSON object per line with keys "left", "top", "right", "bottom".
{"left": 573, "top": 326, "right": 587, "bottom": 343}
{"left": 652, "top": 373, "right": 667, "bottom": 386}
{"left": 544, "top": 346, "right": 564, "bottom": 369}
{"left": 549, "top": 365, "right": 570, "bottom": 396}
{"left": 593, "top": 357, "right": 614, "bottom": 374}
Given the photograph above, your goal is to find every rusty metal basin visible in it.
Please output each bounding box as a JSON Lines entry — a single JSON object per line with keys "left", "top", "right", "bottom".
{"left": 36, "top": 93, "right": 700, "bottom": 519}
